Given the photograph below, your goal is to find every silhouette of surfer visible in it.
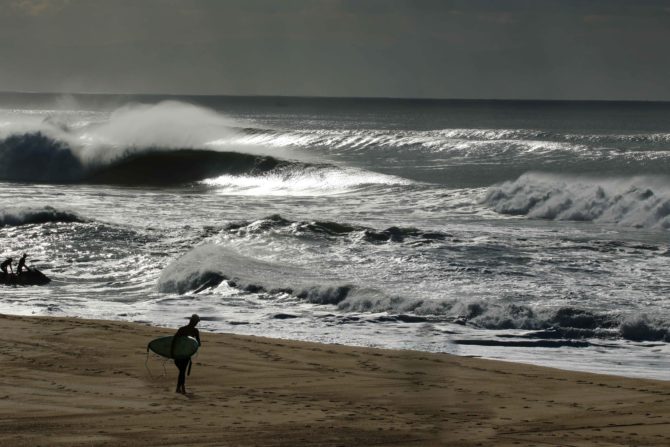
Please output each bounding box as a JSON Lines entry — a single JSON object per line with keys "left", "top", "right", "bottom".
{"left": 16, "top": 254, "right": 28, "bottom": 275}
{"left": 0, "top": 257, "right": 13, "bottom": 275}
{"left": 171, "top": 314, "right": 201, "bottom": 394}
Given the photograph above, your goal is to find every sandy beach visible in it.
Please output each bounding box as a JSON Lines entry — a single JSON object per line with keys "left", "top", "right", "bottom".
{"left": 0, "top": 314, "right": 668, "bottom": 446}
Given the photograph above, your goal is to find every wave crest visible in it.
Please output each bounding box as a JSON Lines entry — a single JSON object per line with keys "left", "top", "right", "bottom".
{"left": 157, "top": 244, "right": 354, "bottom": 304}
{"left": 221, "top": 214, "right": 447, "bottom": 243}
{"left": 201, "top": 166, "right": 409, "bottom": 196}
{"left": 0, "top": 131, "right": 309, "bottom": 185}
{"left": 158, "top": 244, "right": 669, "bottom": 343}
{"left": 484, "top": 173, "right": 670, "bottom": 228}
{"left": 0, "top": 206, "right": 84, "bottom": 227}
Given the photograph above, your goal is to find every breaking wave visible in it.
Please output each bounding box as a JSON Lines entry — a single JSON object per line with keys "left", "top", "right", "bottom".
{"left": 0, "top": 101, "right": 409, "bottom": 190}
{"left": 484, "top": 172, "right": 670, "bottom": 229}
{"left": 0, "top": 132, "right": 290, "bottom": 184}
{"left": 221, "top": 214, "right": 448, "bottom": 243}
{"left": 0, "top": 99, "right": 291, "bottom": 185}
{"left": 200, "top": 166, "right": 410, "bottom": 195}
{"left": 0, "top": 131, "right": 403, "bottom": 191}
{"left": 0, "top": 206, "right": 85, "bottom": 227}
{"left": 158, "top": 238, "right": 670, "bottom": 342}
{"left": 157, "top": 244, "right": 354, "bottom": 303}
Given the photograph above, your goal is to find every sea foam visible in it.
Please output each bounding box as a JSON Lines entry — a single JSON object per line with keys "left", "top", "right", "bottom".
{"left": 485, "top": 172, "right": 670, "bottom": 229}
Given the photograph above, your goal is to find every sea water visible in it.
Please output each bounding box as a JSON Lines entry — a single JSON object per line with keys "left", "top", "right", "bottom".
{"left": 1, "top": 94, "right": 669, "bottom": 379}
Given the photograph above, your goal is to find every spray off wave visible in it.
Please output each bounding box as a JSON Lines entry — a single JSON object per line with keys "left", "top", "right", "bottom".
{"left": 485, "top": 172, "right": 670, "bottom": 229}
{"left": 0, "top": 101, "right": 408, "bottom": 190}
{"left": 201, "top": 166, "right": 410, "bottom": 195}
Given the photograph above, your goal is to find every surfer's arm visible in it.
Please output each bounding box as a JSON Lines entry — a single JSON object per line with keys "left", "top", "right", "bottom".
{"left": 171, "top": 328, "right": 183, "bottom": 357}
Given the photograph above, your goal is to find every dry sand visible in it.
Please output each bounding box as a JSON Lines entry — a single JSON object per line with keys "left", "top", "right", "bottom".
{"left": 0, "top": 314, "right": 669, "bottom": 446}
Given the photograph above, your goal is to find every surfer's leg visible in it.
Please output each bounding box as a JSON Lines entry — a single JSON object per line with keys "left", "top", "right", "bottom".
{"left": 175, "top": 359, "right": 188, "bottom": 393}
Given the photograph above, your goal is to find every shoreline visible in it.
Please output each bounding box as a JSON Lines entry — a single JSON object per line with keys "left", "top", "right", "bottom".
{"left": 1, "top": 314, "right": 669, "bottom": 446}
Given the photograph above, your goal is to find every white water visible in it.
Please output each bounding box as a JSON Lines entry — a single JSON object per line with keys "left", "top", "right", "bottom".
{"left": 2, "top": 98, "right": 670, "bottom": 380}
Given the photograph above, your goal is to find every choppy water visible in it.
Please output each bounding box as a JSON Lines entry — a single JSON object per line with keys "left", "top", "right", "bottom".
{"left": 1, "top": 94, "right": 670, "bottom": 379}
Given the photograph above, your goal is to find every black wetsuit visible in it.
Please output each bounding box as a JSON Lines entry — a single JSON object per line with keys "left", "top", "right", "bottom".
{"left": 16, "top": 257, "right": 27, "bottom": 274}
{"left": 0, "top": 259, "right": 12, "bottom": 274}
{"left": 172, "top": 324, "right": 201, "bottom": 392}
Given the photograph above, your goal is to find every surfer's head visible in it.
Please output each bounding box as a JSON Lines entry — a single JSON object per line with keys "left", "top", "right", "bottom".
{"left": 189, "top": 314, "right": 200, "bottom": 326}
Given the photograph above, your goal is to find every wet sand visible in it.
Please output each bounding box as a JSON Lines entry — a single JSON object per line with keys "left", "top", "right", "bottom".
{"left": 0, "top": 314, "right": 669, "bottom": 446}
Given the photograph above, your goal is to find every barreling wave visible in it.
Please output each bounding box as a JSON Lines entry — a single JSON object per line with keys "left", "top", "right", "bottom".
{"left": 0, "top": 101, "right": 322, "bottom": 186}
{"left": 0, "top": 205, "right": 85, "bottom": 227}
{"left": 484, "top": 172, "right": 670, "bottom": 229}
{"left": 0, "top": 132, "right": 300, "bottom": 185}
{"left": 0, "top": 130, "right": 405, "bottom": 191}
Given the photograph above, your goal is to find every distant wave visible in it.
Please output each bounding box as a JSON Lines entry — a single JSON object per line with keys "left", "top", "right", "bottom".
{"left": 0, "top": 101, "right": 313, "bottom": 185}
{"left": 221, "top": 214, "right": 448, "bottom": 243}
{"left": 484, "top": 172, "right": 670, "bottom": 229}
{"left": 0, "top": 98, "right": 412, "bottom": 190}
{"left": 0, "top": 132, "right": 312, "bottom": 185}
{"left": 232, "top": 127, "right": 586, "bottom": 156}
{"left": 0, "top": 205, "right": 85, "bottom": 227}
{"left": 231, "top": 127, "right": 670, "bottom": 155}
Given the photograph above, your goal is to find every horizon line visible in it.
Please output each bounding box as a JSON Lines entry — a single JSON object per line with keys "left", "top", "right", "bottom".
{"left": 0, "top": 89, "right": 668, "bottom": 105}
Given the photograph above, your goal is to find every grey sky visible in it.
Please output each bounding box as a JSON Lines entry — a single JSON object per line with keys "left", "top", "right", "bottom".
{"left": 0, "top": 0, "right": 669, "bottom": 100}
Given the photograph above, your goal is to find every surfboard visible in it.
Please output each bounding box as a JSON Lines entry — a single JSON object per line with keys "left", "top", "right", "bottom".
{"left": 147, "top": 335, "right": 199, "bottom": 360}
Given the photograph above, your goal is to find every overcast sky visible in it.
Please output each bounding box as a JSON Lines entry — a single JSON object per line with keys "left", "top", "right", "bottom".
{"left": 0, "top": 0, "right": 669, "bottom": 100}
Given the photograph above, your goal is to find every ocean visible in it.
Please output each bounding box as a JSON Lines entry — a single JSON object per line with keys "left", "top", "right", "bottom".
{"left": 1, "top": 93, "right": 669, "bottom": 379}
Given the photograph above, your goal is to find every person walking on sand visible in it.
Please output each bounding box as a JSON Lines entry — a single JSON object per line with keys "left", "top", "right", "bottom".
{"left": 16, "top": 253, "right": 28, "bottom": 275}
{"left": 1, "top": 257, "right": 13, "bottom": 275}
{"left": 171, "top": 314, "right": 201, "bottom": 394}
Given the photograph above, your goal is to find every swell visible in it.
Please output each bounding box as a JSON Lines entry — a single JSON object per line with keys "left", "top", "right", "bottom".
{"left": 234, "top": 127, "right": 670, "bottom": 187}
{"left": 0, "top": 133, "right": 85, "bottom": 183}
{"left": 88, "top": 148, "right": 288, "bottom": 186}
{"left": 0, "top": 205, "right": 85, "bottom": 227}
{"left": 157, "top": 244, "right": 353, "bottom": 304}
{"left": 236, "top": 127, "right": 670, "bottom": 153}
{"left": 484, "top": 172, "right": 670, "bottom": 229}
{"left": 222, "top": 214, "right": 449, "bottom": 243}
{"left": 0, "top": 132, "right": 294, "bottom": 185}
{"left": 157, "top": 243, "right": 670, "bottom": 343}
{"left": 157, "top": 215, "right": 670, "bottom": 344}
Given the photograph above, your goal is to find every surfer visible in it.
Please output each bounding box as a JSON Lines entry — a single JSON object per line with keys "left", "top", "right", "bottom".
{"left": 171, "top": 314, "right": 201, "bottom": 394}
{"left": 0, "top": 257, "right": 13, "bottom": 275}
{"left": 16, "top": 254, "right": 28, "bottom": 275}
